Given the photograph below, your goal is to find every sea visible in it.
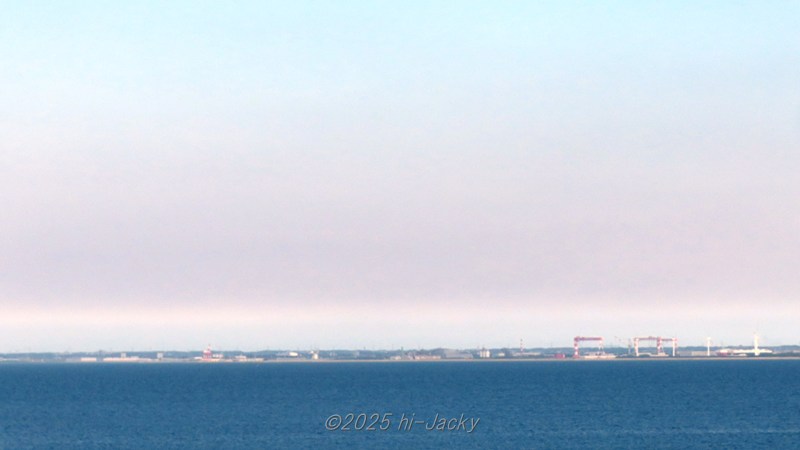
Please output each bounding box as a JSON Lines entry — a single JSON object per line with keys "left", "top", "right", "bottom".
{"left": 1, "top": 359, "right": 799, "bottom": 449}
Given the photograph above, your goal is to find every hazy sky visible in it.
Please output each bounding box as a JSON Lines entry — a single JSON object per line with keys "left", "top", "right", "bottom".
{"left": 1, "top": 1, "right": 798, "bottom": 351}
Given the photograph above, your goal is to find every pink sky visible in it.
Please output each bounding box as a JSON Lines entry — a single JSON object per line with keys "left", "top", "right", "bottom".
{"left": 2, "top": 2, "right": 799, "bottom": 351}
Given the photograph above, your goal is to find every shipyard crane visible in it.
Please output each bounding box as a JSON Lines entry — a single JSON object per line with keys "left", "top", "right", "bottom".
{"left": 573, "top": 336, "right": 604, "bottom": 358}
{"left": 632, "top": 336, "right": 678, "bottom": 357}
{"left": 633, "top": 336, "right": 662, "bottom": 357}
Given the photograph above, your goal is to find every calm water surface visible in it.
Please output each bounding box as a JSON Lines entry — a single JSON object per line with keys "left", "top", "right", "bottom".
{"left": 1, "top": 360, "right": 799, "bottom": 449}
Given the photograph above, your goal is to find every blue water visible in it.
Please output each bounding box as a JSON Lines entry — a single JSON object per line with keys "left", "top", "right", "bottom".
{"left": 1, "top": 360, "right": 799, "bottom": 449}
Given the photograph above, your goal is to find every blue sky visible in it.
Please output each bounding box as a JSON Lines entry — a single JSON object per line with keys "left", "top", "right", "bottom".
{"left": 1, "top": 1, "right": 798, "bottom": 351}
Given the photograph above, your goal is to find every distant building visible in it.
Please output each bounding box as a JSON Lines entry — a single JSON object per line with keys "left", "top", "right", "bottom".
{"left": 412, "top": 354, "right": 441, "bottom": 361}
{"left": 102, "top": 353, "right": 141, "bottom": 362}
{"left": 441, "top": 349, "right": 473, "bottom": 359}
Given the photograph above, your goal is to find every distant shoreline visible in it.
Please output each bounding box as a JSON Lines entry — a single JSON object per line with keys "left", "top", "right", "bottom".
{"left": 3, "top": 356, "right": 800, "bottom": 365}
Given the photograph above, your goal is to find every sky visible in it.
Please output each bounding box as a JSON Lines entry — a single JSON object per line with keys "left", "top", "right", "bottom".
{"left": 1, "top": 1, "right": 799, "bottom": 352}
